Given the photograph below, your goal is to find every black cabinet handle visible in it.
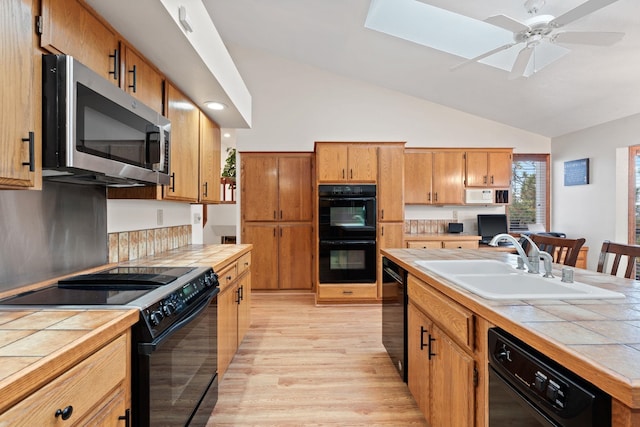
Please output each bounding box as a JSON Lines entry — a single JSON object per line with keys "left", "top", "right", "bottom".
{"left": 128, "top": 64, "right": 137, "bottom": 92}
{"left": 22, "top": 131, "right": 34, "bottom": 172}
{"left": 55, "top": 405, "right": 73, "bottom": 420}
{"left": 236, "top": 287, "right": 241, "bottom": 304}
{"left": 109, "top": 49, "right": 119, "bottom": 81}
{"left": 118, "top": 409, "right": 131, "bottom": 427}
{"left": 419, "top": 326, "right": 428, "bottom": 350}
{"left": 428, "top": 335, "right": 436, "bottom": 360}
{"left": 203, "top": 181, "right": 208, "bottom": 197}
{"left": 239, "top": 285, "right": 244, "bottom": 301}
{"left": 169, "top": 172, "right": 175, "bottom": 191}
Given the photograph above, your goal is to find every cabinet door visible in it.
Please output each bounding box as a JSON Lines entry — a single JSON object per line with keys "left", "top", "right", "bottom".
{"left": 487, "top": 151, "right": 512, "bottom": 187}
{"left": 242, "top": 155, "right": 279, "bottom": 221}
{"left": 122, "top": 44, "right": 164, "bottom": 113}
{"left": 378, "top": 145, "right": 404, "bottom": 221}
{"left": 165, "top": 83, "right": 199, "bottom": 202}
{"left": 348, "top": 145, "right": 377, "bottom": 182}
{"left": 407, "top": 303, "right": 432, "bottom": 419}
{"left": 465, "top": 151, "right": 489, "bottom": 187}
{"left": 404, "top": 152, "right": 433, "bottom": 204}
{"left": 278, "top": 155, "right": 313, "bottom": 221}
{"left": 279, "top": 224, "right": 313, "bottom": 290}
{"left": 242, "top": 224, "right": 279, "bottom": 290}
{"left": 429, "top": 326, "right": 475, "bottom": 427}
{"left": 316, "top": 144, "right": 347, "bottom": 182}
{"left": 41, "top": 0, "right": 119, "bottom": 83}
{"left": 217, "top": 283, "right": 239, "bottom": 379}
{"left": 199, "top": 112, "right": 221, "bottom": 203}
{"left": 0, "top": 0, "right": 37, "bottom": 188}
{"left": 432, "top": 151, "right": 464, "bottom": 204}
{"left": 237, "top": 272, "right": 251, "bottom": 344}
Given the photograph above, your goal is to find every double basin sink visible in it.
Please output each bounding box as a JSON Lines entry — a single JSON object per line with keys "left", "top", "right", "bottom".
{"left": 415, "top": 259, "right": 625, "bottom": 300}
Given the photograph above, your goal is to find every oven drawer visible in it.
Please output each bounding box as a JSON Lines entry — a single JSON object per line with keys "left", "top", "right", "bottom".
{"left": 408, "top": 275, "right": 474, "bottom": 351}
{"left": 318, "top": 283, "right": 377, "bottom": 300}
{"left": 0, "top": 333, "right": 128, "bottom": 425}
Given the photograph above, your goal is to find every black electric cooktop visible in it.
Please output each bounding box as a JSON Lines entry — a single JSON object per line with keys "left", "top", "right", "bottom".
{"left": 0, "top": 266, "right": 195, "bottom": 306}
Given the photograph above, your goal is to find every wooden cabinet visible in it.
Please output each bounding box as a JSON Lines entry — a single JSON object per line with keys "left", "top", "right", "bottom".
{"left": 164, "top": 83, "right": 200, "bottom": 202}
{"left": 0, "top": 0, "right": 39, "bottom": 189}
{"left": 242, "top": 223, "right": 313, "bottom": 291}
{"left": 405, "top": 150, "right": 464, "bottom": 205}
{"left": 406, "top": 236, "right": 480, "bottom": 249}
{"left": 316, "top": 143, "right": 377, "bottom": 183}
{"left": 242, "top": 153, "right": 313, "bottom": 222}
{"left": 465, "top": 149, "right": 512, "bottom": 188}
{"left": 0, "top": 332, "right": 130, "bottom": 425}
{"left": 407, "top": 275, "right": 475, "bottom": 426}
{"left": 121, "top": 43, "right": 164, "bottom": 113}
{"left": 377, "top": 144, "right": 404, "bottom": 222}
{"left": 40, "top": 0, "right": 119, "bottom": 84}
{"left": 199, "top": 111, "right": 221, "bottom": 203}
{"left": 217, "top": 252, "right": 252, "bottom": 379}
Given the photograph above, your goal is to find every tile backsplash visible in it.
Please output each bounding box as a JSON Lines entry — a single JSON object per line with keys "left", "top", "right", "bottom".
{"left": 404, "top": 219, "right": 457, "bottom": 234}
{"left": 108, "top": 225, "right": 192, "bottom": 263}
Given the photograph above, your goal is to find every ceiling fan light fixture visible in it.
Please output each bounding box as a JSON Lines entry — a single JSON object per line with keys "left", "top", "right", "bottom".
{"left": 524, "top": 0, "right": 546, "bottom": 15}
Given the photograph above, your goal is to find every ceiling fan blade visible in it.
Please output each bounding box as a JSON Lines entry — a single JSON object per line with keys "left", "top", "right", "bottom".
{"left": 550, "top": 0, "right": 619, "bottom": 28}
{"left": 450, "top": 43, "right": 516, "bottom": 71}
{"left": 508, "top": 46, "right": 534, "bottom": 80}
{"left": 552, "top": 31, "right": 624, "bottom": 46}
{"left": 485, "top": 15, "right": 530, "bottom": 33}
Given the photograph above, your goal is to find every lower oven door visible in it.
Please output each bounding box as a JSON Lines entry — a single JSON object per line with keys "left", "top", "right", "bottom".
{"left": 319, "top": 240, "right": 376, "bottom": 283}
{"left": 134, "top": 292, "right": 218, "bottom": 427}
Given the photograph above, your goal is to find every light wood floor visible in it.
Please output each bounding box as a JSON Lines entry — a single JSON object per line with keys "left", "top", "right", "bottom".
{"left": 209, "top": 293, "right": 427, "bottom": 426}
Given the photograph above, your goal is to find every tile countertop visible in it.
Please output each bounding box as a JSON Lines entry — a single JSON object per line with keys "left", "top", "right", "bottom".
{"left": 0, "top": 243, "right": 251, "bottom": 413}
{"left": 382, "top": 248, "right": 640, "bottom": 410}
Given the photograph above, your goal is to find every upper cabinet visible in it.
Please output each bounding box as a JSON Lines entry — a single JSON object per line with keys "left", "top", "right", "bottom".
{"left": 199, "top": 112, "right": 221, "bottom": 204}
{"left": 40, "top": 0, "right": 119, "bottom": 85}
{"left": 316, "top": 143, "right": 377, "bottom": 183}
{"left": 164, "top": 83, "right": 200, "bottom": 202}
{"left": 465, "top": 149, "right": 512, "bottom": 188}
{"left": 0, "top": 0, "right": 39, "bottom": 189}
{"left": 377, "top": 143, "right": 404, "bottom": 222}
{"left": 121, "top": 43, "right": 164, "bottom": 113}
{"left": 405, "top": 150, "right": 464, "bottom": 205}
{"left": 241, "top": 153, "right": 313, "bottom": 222}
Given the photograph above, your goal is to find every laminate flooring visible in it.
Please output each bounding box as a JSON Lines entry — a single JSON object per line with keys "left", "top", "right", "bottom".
{"left": 208, "top": 293, "right": 427, "bottom": 426}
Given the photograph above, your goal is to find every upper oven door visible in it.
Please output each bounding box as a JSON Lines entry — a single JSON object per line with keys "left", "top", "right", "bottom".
{"left": 318, "top": 197, "right": 376, "bottom": 240}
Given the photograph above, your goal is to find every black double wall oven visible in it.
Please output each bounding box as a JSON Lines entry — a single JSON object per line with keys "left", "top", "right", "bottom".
{"left": 318, "top": 185, "right": 377, "bottom": 283}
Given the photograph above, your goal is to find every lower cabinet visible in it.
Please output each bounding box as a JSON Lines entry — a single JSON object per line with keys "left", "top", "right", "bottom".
{"left": 406, "top": 237, "right": 479, "bottom": 249}
{"left": 217, "top": 251, "right": 252, "bottom": 379}
{"left": 407, "top": 275, "right": 476, "bottom": 426}
{"left": 0, "top": 332, "right": 130, "bottom": 425}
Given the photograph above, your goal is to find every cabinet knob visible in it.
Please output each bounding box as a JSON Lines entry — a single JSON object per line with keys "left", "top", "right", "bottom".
{"left": 55, "top": 405, "right": 74, "bottom": 420}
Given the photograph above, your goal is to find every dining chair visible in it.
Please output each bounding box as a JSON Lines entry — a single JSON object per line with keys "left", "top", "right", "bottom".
{"left": 529, "top": 234, "right": 586, "bottom": 267}
{"left": 596, "top": 240, "right": 640, "bottom": 279}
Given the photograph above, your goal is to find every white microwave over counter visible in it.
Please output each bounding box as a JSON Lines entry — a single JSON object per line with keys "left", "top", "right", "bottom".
{"left": 465, "top": 188, "right": 494, "bottom": 204}
{"left": 42, "top": 54, "right": 171, "bottom": 186}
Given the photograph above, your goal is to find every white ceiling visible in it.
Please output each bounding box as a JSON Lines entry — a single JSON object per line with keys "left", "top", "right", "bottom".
{"left": 203, "top": 0, "right": 640, "bottom": 138}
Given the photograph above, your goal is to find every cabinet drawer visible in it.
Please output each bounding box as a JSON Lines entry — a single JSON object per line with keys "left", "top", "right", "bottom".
{"left": 442, "top": 240, "right": 479, "bottom": 249}
{"left": 407, "top": 241, "right": 442, "bottom": 249}
{"left": 217, "top": 263, "right": 238, "bottom": 290}
{"left": 237, "top": 252, "right": 251, "bottom": 276}
{"left": 0, "top": 334, "right": 128, "bottom": 425}
{"left": 408, "top": 275, "right": 473, "bottom": 351}
{"left": 318, "top": 284, "right": 377, "bottom": 300}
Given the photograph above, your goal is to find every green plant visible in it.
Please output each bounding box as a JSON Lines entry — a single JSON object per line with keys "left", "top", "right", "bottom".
{"left": 222, "top": 147, "right": 236, "bottom": 189}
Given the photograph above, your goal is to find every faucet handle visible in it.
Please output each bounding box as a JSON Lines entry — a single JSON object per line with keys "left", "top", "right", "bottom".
{"left": 516, "top": 256, "right": 525, "bottom": 270}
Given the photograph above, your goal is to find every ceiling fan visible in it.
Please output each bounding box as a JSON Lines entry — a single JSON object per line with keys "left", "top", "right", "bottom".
{"left": 451, "top": 0, "right": 624, "bottom": 79}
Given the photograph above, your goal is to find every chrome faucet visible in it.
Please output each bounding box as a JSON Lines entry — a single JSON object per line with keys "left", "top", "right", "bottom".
{"left": 489, "top": 233, "right": 553, "bottom": 277}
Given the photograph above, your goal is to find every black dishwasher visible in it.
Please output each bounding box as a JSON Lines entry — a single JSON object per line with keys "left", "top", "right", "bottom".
{"left": 381, "top": 257, "right": 408, "bottom": 382}
{"left": 488, "top": 328, "right": 611, "bottom": 426}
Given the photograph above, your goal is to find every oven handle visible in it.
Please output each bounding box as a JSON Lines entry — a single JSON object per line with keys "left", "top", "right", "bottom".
{"left": 138, "top": 288, "right": 219, "bottom": 356}
{"left": 320, "top": 240, "right": 376, "bottom": 245}
{"left": 319, "top": 197, "right": 376, "bottom": 202}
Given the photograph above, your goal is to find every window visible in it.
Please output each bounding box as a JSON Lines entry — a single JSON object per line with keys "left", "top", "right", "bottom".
{"left": 508, "top": 154, "right": 550, "bottom": 232}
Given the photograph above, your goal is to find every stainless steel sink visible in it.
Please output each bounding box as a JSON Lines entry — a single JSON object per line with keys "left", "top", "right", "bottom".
{"left": 415, "top": 259, "right": 625, "bottom": 300}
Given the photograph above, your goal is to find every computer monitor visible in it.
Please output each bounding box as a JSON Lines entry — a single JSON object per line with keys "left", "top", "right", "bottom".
{"left": 477, "top": 214, "right": 508, "bottom": 245}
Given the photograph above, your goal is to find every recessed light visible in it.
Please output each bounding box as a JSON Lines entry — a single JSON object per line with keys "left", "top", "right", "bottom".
{"left": 223, "top": 132, "right": 231, "bottom": 138}
{"left": 205, "top": 101, "right": 226, "bottom": 111}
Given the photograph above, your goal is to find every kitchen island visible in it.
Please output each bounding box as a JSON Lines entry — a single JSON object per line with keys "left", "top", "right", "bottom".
{"left": 383, "top": 247, "right": 640, "bottom": 426}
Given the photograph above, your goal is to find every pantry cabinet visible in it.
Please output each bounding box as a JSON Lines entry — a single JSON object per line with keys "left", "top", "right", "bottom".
{"left": 199, "top": 111, "right": 221, "bottom": 203}
{"left": 315, "top": 143, "right": 377, "bottom": 183}
{"left": 405, "top": 150, "right": 464, "bottom": 205}
{"left": 217, "top": 252, "right": 252, "bottom": 379}
{"left": 377, "top": 144, "right": 404, "bottom": 222}
{"left": 121, "top": 43, "right": 164, "bottom": 113}
{"left": 0, "top": 0, "right": 39, "bottom": 189}
{"left": 407, "top": 275, "right": 475, "bottom": 427}
{"left": 40, "top": 0, "right": 119, "bottom": 84}
{"left": 465, "top": 149, "right": 512, "bottom": 188}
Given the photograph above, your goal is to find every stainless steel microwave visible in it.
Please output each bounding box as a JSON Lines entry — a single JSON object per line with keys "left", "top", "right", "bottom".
{"left": 42, "top": 54, "right": 171, "bottom": 186}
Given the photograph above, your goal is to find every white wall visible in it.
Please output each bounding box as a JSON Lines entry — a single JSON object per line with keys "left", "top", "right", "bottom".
{"left": 552, "top": 112, "right": 640, "bottom": 269}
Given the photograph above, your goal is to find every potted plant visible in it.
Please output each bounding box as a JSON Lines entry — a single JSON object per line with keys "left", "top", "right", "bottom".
{"left": 221, "top": 147, "right": 236, "bottom": 190}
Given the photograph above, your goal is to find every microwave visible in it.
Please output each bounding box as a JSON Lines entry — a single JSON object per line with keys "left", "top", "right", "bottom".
{"left": 42, "top": 54, "right": 171, "bottom": 186}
